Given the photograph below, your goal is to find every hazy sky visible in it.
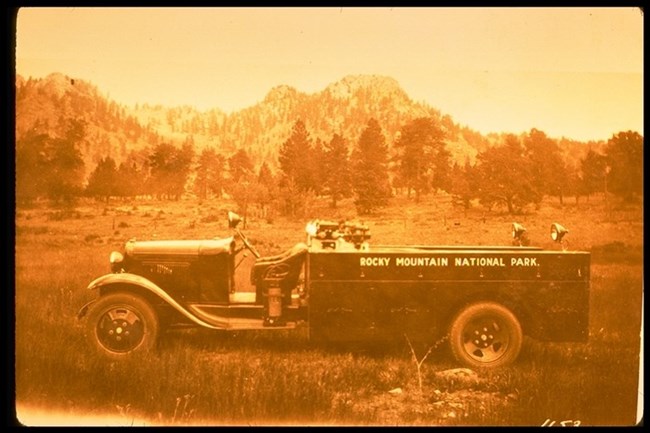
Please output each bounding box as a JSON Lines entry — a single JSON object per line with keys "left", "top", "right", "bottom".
{"left": 16, "top": 7, "right": 643, "bottom": 142}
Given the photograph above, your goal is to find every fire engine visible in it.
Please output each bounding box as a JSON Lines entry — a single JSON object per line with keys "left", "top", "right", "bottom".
{"left": 78, "top": 212, "right": 589, "bottom": 368}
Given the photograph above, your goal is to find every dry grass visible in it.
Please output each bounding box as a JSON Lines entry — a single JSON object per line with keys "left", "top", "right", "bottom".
{"left": 14, "top": 192, "right": 643, "bottom": 426}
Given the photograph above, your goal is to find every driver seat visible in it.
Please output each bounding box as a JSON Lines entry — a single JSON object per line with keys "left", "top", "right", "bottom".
{"left": 252, "top": 243, "right": 308, "bottom": 305}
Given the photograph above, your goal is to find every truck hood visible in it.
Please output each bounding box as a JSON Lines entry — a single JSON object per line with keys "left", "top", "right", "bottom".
{"left": 124, "top": 237, "right": 235, "bottom": 257}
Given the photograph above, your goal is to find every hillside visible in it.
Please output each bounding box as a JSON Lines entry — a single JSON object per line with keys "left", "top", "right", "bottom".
{"left": 121, "top": 74, "right": 487, "bottom": 170}
{"left": 15, "top": 72, "right": 602, "bottom": 178}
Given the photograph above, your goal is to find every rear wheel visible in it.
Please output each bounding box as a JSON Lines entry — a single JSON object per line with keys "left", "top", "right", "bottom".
{"left": 85, "top": 292, "right": 159, "bottom": 358}
{"left": 449, "top": 301, "right": 522, "bottom": 368}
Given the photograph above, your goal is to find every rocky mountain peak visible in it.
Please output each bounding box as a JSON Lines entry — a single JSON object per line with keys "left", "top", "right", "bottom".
{"left": 42, "top": 72, "right": 78, "bottom": 98}
{"left": 325, "top": 74, "right": 405, "bottom": 99}
{"left": 263, "top": 84, "right": 301, "bottom": 103}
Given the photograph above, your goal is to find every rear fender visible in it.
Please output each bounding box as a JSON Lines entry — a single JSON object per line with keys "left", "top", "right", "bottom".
{"left": 83, "top": 273, "right": 224, "bottom": 329}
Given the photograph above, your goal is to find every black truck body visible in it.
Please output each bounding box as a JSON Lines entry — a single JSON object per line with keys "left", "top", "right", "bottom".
{"left": 79, "top": 213, "right": 589, "bottom": 368}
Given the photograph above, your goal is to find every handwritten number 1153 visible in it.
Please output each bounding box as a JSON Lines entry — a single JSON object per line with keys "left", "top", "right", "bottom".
{"left": 542, "top": 419, "right": 581, "bottom": 427}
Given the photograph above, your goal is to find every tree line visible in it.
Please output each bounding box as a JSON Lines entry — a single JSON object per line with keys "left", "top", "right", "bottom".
{"left": 16, "top": 115, "right": 643, "bottom": 215}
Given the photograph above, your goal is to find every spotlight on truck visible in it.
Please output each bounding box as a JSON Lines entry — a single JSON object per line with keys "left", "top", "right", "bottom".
{"left": 512, "top": 222, "right": 529, "bottom": 246}
{"left": 228, "top": 211, "right": 242, "bottom": 229}
{"left": 305, "top": 221, "right": 318, "bottom": 238}
{"left": 550, "top": 223, "right": 569, "bottom": 243}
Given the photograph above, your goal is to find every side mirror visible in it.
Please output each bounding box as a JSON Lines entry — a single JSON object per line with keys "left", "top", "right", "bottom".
{"left": 228, "top": 211, "right": 242, "bottom": 229}
{"left": 550, "top": 223, "right": 569, "bottom": 243}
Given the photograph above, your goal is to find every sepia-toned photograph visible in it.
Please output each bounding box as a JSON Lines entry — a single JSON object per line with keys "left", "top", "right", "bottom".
{"left": 13, "top": 7, "right": 643, "bottom": 426}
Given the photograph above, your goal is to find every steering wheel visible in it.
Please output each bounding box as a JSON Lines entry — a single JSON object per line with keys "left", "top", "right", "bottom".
{"left": 237, "top": 229, "right": 261, "bottom": 258}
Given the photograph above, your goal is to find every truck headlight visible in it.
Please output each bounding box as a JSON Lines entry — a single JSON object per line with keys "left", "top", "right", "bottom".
{"left": 109, "top": 251, "right": 124, "bottom": 272}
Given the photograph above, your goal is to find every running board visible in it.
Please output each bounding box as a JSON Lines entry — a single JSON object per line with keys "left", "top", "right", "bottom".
{"left": 227, "top": 318, "right": 305, "bottom": 331}
{"left": 185, "top": 304, "right": 304, "bottom": 330}
{"left": 228, "top": 291, "right": 303, "bottom": 305}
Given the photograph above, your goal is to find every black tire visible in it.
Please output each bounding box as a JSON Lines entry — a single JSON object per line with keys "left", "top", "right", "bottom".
{"left": 449, "top": 301, "right": 523, "bottom": 368}
{"left": 85, "top": 292, "right": 159, "bottom": 359}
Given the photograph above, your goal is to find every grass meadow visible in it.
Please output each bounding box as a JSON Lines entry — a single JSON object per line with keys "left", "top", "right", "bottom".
{"left": 14, "top": 193, "right": 643, "bottom": 426}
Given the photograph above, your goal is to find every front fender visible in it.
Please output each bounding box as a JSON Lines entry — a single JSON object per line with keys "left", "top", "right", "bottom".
{"left": 87, "top": 272, "right": 162, "bottom": 292}
{"left": 83, "top": 273, "right": 227, "bottom": 329}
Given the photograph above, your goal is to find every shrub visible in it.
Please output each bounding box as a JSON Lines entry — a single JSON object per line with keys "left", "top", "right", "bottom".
{"left": 84, "top": 234, "right": 101, "bottom": 243}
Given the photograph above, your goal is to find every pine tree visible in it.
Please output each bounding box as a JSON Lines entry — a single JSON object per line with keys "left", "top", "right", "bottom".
{"left": 170, "top": 140, "right": 195, "bottom": 199}
{"left": 310, "top": 138, "right": 327, "bottom": 196}
{"left": 16, "top": 130, "right": 50, "bottom": 205}
{"left": 394, "top": 117, "right": 449, "bottom": 202}
{"left": 322, "top": 133, "right": 352, "bottom": 208}
{"left": 580, "top": 149, "right": 608, "bottom": 199}
{"left": 351, "top": 119, "right": 392, "bottom": 214}
{"left": 475, "top": 134, "right": 540, "bottom": 214}
{"left": 258, "top": 161, "right": 274, "bottom": 185}
{"left": 148, "top": 142, "right": 177, "bottom": 199}
{"left": 228, "top": 148, "right": 254, "bottom": 183}
{"left": 523, "top": 128, "right": 567, "bottom": 204}
{"left": 278, "top": 120, "right": 314, "bottom": 192}
{"left": 146, "top": 141, "right": 194, "bottom": 200}
{"left": 86, "top": 156, "right": 119, "bottom": 202}
{"left": 46, "top": 118, "right": 86, "bottom": 204}
{"left": 254, "top": 162, "right": 277, "bottom": 220}
{"left": 605, "top": 130, "right": 643, "bottom": 201}
{"left": 450, "top": 159, "right": 476, "bottom": 209}
{"left": 116, "top": 162, "right": 142, "bottom": 198}
{"left": 195, "top": 147, "right": 226, "bottom": 200}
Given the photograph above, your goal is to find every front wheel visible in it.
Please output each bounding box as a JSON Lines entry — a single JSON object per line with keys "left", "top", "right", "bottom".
{"left": 85, "top": 292, "right": 159, "bottom": 358}
{"left": 449, "top": 301, "right": 522, "bottom": 368}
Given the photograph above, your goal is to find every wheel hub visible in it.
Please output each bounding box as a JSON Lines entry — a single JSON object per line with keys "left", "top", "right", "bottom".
{"left": 96, "top": 308, "right": 144, "bottom": 353}
{"left": 463, "top": 318, "right": 509, "bottom": 362}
